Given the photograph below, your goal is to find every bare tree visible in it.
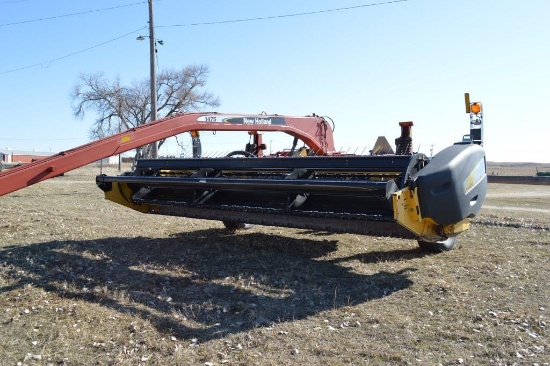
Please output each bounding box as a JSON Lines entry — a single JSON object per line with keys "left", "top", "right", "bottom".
{"left": 71, "top": 64, "right": 220, "bottom": 158}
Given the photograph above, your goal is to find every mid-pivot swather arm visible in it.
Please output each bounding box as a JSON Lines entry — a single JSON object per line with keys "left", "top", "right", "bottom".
{"left": 0, "top": 112, "right": 335, "bottom": 197}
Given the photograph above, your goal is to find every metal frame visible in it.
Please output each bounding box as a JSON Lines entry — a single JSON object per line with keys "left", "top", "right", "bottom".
{"left": 0, "top": 112, "right": 335, "bottom": 197}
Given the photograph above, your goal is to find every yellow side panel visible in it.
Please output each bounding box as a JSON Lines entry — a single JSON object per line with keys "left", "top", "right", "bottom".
{"left": 104, "top": 182, "right": 151, "bottom": 213}
{"left": 392, "top": 187, "right": 470, "bottom": 239}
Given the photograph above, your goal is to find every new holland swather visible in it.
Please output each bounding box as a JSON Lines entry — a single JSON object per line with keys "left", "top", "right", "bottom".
{"left": 0, "top": 94, "right": 486, "bottom": 251}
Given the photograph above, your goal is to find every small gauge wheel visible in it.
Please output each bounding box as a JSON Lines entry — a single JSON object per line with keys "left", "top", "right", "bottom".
{"left": 418, "top": 237, "right": 457, "bottom": 252}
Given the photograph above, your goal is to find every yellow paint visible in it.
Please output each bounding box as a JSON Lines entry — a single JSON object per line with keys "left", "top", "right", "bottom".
{"left": 441, "top": 219, "right": 470, "bottom": 236}
{"left": 120, "top": 135, "right": 132, "bottom": 144}
{"left": 392, "top": 187, "right": 470, "bottom": 239}
{"left": 104, "top": 182, "right": 150, "bottom": 213}
{"left": 464, "top": 93, "right": 471, "bottom": 113}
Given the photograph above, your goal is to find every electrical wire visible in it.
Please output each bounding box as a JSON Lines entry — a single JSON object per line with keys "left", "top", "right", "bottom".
{"left": 1, "top": 137, "right": 85, "bottom": 141}
{"left": 0, "top": 26, "right": 147, "bottom": 75}
{"left": 0, "top": 1, "right": 147, "bottom": 27}
{"left": 158, "top": 0, "right": 410, "bottom": 28}
{"left": 0, "top": 0, "right": 409, "bottom": 75}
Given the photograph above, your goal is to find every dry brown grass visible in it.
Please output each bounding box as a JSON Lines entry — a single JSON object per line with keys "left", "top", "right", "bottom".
{"left": 487, "top": 161, "right": 550, "bottom": 176}
{"left": 1, "top": 165, "right": 549, "bottom": 365}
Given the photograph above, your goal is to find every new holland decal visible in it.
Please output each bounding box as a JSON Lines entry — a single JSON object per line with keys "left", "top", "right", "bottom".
{"left": 197, "top": 115, "right": 286, "bottom": 125}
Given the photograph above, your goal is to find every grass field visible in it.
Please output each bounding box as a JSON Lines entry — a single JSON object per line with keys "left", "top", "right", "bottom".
{"left": 486, "top": 162, "right": 550, "bottom": 177}
{"left": 1, "top": 165, "right": 548, "bottom": 365}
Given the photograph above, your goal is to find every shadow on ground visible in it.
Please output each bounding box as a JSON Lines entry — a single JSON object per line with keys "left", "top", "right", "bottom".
{"left": 0, "top": 229, "right": 423, "bottom": 341}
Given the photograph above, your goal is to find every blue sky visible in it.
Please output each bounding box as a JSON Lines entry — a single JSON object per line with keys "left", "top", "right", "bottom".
{"left": 1, "top": 0, "right": 549, "bottom": 162}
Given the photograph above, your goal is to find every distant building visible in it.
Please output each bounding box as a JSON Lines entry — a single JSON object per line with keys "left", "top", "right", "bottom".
{"left": 0, "top": 149, "right": 121, "bottom": 167}
{"left": 0, "top": 149, "right": 53, "bottom": 164}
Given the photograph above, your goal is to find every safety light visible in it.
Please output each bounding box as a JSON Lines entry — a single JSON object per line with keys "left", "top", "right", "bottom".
{"left": 470, "top": 102, "right": 482, "bottom": 114}
{"left": 467, "top": 97, "right": 483, "bottom": 146}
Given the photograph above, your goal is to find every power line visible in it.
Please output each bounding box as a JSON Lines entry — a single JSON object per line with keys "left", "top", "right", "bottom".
{"left": 0, "top": 0, "right": 409, "bottom": 75}
{"left": 0, "top": 1, "right": 147, "bottom": 27}
{"left": 0, "top": 0, "right": 32, "bottom": 3}
{"left": 1, "top": 137, "right": 85, "bottom": 141}
{"left": 0, "top": 26, "right": 147, "bottom": 75}
{"left": 158, "top": 0, "right": 410, "bottom": 28}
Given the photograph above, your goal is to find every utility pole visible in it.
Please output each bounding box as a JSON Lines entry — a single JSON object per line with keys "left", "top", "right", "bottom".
{"left": 148, "top": 0, "right": 158, "bottom": 158}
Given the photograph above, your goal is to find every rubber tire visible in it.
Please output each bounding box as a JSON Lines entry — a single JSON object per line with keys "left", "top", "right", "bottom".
{"left": 418, "top": 237, "right": 457, "bottom": 252}
{"left": 222, "top": 221, "right": 255, "bottom": 232}
{"left": 221, "top": 151, "right": 256, "bottom": 231}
